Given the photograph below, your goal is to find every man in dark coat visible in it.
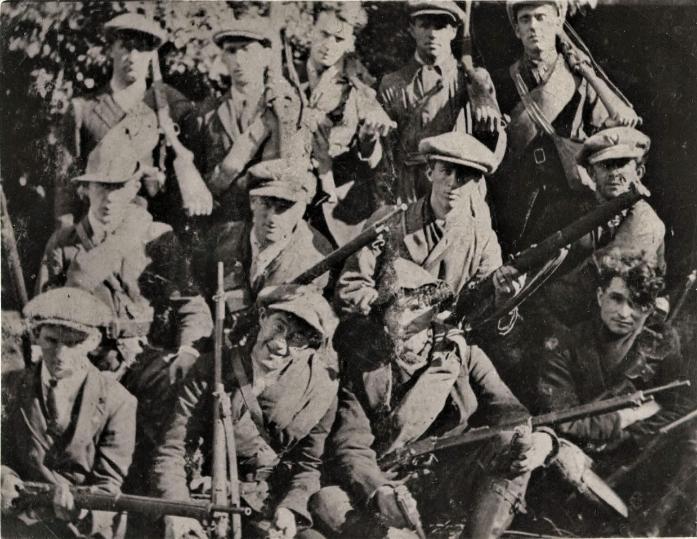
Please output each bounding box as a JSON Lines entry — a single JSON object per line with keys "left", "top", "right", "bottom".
{"left": 312, "top": 259, "right": 558, "bottom": 538}
{"left": 1, "top": 287, "right": 136, "bottom": 539}
{"left": 151, "top": 285, "right": 340, "bottom": 539}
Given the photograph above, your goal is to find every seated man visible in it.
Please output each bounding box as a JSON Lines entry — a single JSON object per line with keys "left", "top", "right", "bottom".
{"left": 1, "top": 287, "right": 136, "bottom": 539}
{"left": 534, "top": 251, "right": 696, "bottom": 535}
{"left": 336, "top": 131, "right": 522, "bottom": 317}
{"left": 151, "top": 285, "right": 339, "bottom": 539}
{"left": 312, "top": 259, "right": 558, "bottom": 538}
{"left": 210, "top": 158, "right": 333, "bottom": 314}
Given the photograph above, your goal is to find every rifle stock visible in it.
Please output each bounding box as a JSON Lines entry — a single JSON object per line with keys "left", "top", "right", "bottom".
{"left": 378, "top": 380, "right": 689, "bottom": 470}
{"left": 450, "top": 188, "right": 643, "bottom": 329}
{"left": 16, "top": 482, "right": 251, "bottom": 520}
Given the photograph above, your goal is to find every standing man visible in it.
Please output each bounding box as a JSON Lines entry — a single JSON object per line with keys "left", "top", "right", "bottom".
{"left": 195, "top": 18, "right": 303, "bottom": 223}
{"left": 378, "top": 0, "right": 505, "bottom": 204}
{"left": 1, "top": 287, "right": 136, "bottom": 539}
{"left": 300, "top": 3, "right": 394, "bottom": 246}
{"left": 491, "top": 0, "right": 638, "bottom": 253}
{"left": 336, "top": 131, "right": 521, "bottom": 317}
{"left": 152, "top": 285, "right": 339, "bottom": 539}
{"left": 37, "top": 136, "right": 212, "bottom": 438}
{"left": 55, "top": 12, "right": 205, "bottom": 232}
{"left": 312, "top": 260, "right": 558, "bottom": 538}
{"left": 210, "top": 158, "right": 332, "bottom": 315}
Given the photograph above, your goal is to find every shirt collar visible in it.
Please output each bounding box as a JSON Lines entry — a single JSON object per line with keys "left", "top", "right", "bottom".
{"left": 87, "top": 209, "right": 108, "bottom": 242}
{"left": 110, "top": 78, "right": 146, "bottom": 112}
{"left": 41, "top": 360, "right": 89, "bottom": 394}
{"left": 414, "top": 51, "right": 458, "bottom": 79}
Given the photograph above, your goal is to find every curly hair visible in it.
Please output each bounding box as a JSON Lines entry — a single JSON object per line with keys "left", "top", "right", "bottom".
{"left": 595, "top": 248, "right": 665, "bottom": 309}
{"left": 316, "top": 2, "right": 368, "bottom": 32}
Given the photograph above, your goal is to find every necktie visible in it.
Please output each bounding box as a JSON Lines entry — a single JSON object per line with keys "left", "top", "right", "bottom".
{"left": 46, "top": 378, "right": 62, "bottom": 435}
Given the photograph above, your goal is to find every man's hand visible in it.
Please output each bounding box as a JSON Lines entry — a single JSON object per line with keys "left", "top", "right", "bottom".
{"left": 358, "top": 113, "right": 394, "bottom": 144}
{"left": 271, "top": 507, "right": 297, "bottom": 539}
{"left": 1, "top": 467, "right": 23, "bottom": 513}
{"left": 509, "top": 431, "right": 554, "bottom": 474}
{"left": 163, "top": 515, "right": 207, "bottom": 539}
{"left": 493, "top": 265, "right": 526, "bottom": 301}
{"left": 52, "top": 483, "right": 77, "bottom": 521}
{"left": 168, "top": 349, "right": 199, "bottom": 384}
{"left": 617, "top": 399, "right": 661, "bottom": 430}
{"left": 605, "top": 102, "right": 641, "bottom": 128}
{"left": 373, "top": 485, "right": 417, "bottom": 530}
{"left": 141, "top": 164, "right": 166, "bottom": 197}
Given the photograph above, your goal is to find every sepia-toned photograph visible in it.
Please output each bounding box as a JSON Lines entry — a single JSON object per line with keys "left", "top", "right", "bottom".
{"left": 1, "top": 1, "right": 696, "bottom": 537}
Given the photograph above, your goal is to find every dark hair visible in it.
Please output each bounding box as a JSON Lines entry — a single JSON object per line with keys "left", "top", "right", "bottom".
{"left": 595, "top": 249, "right": 665, "bottom": 309}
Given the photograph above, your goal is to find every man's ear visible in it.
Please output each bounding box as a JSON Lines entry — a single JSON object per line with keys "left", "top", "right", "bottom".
{"left": 635, "top": 162, "right": 646, "bottom": 180}
{"left": 513, "top": 23, "right": 522, "bottom": 41}
{"left": 596, "top": 287, "right": 604, "bottom": 308}
{"left": 407, "top": 22, "right": 416, "bottom": 40}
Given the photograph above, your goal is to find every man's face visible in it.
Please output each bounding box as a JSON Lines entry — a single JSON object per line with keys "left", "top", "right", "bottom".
{"left": 385, "top": 298, "right": 433, "bottom": 365}
{"left": 109, "top": 33, "right": 156, "bottom": 85}
{"left": 250, "top": 196, "right": 305, "bottom": 248}
{"left": 428, "top": 160, "right": 483, "bottom": 212}
{"left": 253, "top": 311, "right": 312, "bottom": 373}
{"left": 597, "top": 277, "right": 651, "bottom": 336}
{"left": 590, "top": 158, "right": 643, "bottom": 200}
{"left": 408, "top": 15, "right": 457, "bottom": 63}
{"left": 222, "top": 40, "right": 269, "bottom": 88}
{"left": 86, "top": 179, "right": 139, "bottom": 232}
{"left": 37, "top": 324, "right": 94, "bottom": 380}
{"left": 514, "top": 4, "right": 562, "bottom": 56}
{"left": 310, "top": 12, "right": 356, "bottom": 69}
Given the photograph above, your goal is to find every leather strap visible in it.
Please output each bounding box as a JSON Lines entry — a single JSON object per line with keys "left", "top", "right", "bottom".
{"left": 230, "top": 348, "right": 274, "bottom": 446}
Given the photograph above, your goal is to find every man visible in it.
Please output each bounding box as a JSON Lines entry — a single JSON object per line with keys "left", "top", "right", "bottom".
{"left": 151, "top": 285, "right": 340, "bottom": 539}
{"left": 378, "top": 0, "right": 505, "bottom": 204}
{"left": 54, "top": 12, "right": 204, "bottom": 231}
{"left": 312, "top": 259, "right": 558, "bottom": 538}
{"left": 336, "top": 131, "right": 521, "bottom": 317}
{"left": 534, "top": 251, "right": 696, "bottom": 535}
{"left": 210, "top": 158, "right": 332, "bottom": 314}
{"left": 1, "top": 287, "right": 136, "bottom": 539}
{"left": 195, "top": 18, "right": 303, "bottom": 223}
{"left": 491, "top": 0, "right": 638, "bottom": 253}
{"left": 299, "top": 3, "right": 394, "bottom": 246}
{"left": 37, "top": 135, "right": 212, "bottom": 436}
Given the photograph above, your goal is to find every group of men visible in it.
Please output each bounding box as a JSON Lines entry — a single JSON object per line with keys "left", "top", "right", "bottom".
{"left": 2, "top": 1, "right": 695, "bottom": 538}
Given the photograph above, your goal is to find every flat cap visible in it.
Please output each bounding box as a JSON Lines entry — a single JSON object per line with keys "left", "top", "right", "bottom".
{"left": 104, "top": 13, "right": 166, "bottom": 47}
{"left": 248, "top": 158, "right": 316, "bottom": 203}
{"left": 258, "top": 285, "right": 338, "bottom": 340}
{"left": 419, "top": 131, "right": 498, "bottom": 174}
{"left": 506, "top": 1, "right": 568, "bottom": 26}
{"left": 213, "top": 18, "right": 273, "bottom": 48}
{"left": 24, "top": 288, "right": 113, "bottom": 333}
{"left": 408, "top": 0, "right": 466, "bottom": 23}
{"left": 72, "top": 130, "right": 143, "bottom": 184}
{"left": 577, "top": 127, "right": 651, "bottom": 166}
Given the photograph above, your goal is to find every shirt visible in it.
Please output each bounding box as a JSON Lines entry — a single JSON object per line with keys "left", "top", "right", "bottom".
{"left": 110, "top": 79, "right": 147, "bottom": 113}
{"left": 41, "top": 360, "right": 88, "bottom": 431}
{"left": 249, "top": 229, "right": 293, "bottom": 288}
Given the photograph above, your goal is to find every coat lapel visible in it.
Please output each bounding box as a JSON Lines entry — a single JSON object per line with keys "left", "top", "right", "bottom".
{"left": 217, "top": 98, "right": 240, "bottom": 143}
{"left": 61, "top": 368, "right": 107, "bottom": 464}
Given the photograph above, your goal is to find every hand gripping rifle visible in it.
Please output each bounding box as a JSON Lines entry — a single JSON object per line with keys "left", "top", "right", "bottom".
{"left": 212, "top": 262, "right": 243, "bottom": 539}
{"left": 449, "top": 187, "right": 643, "bottom": 333}
{"left": 227, "top": 204, "right": 407, "bottom": 344}
{"left": 151, "top": 51, "right": 213, "bottom": 217}
{"left": 14, "top": 482, "right": 251, "bottom": 521}
{"left": 378, "top": 380, "right": 690, "bottom": 471}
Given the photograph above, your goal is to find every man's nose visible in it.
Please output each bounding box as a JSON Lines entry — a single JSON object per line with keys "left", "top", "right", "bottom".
{"left": 617, "top": 302, "right": 634, "bottom": 319}
{"left": 268, "top": 337, "right": 289, "bottom": 356}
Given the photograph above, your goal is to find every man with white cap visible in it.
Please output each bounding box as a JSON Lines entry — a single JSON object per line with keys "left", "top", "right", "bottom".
{"left": 194, "top": 18, "right": 304, "bottom": 223}
{"left": 491, "top": 0, "right": 639, "bottom": 254}
{"left": 38, "top": 133, "right": 212, "bottom": 416}
{"left": 209, "top": 157, "right": 332, "bottom": 315}
{"left": 54, "top": 12, "right": 201, "bottom": 231}
{"left": 378, "top": 0, "right": 506, "bottom": 204}
{"left": 1, "top": 287, "right": 136, "bottom": 539}
{"left": 152, "top": 285, "right": 340, "bottom": 539}
{"left": 312, "top": 259, "right": 558, "bottom": 538}
{"left": 336, "top": 130, "right": 522, "bottom": 317}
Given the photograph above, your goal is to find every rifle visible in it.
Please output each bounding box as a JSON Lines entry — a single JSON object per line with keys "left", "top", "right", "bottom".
{"left": 151, "top": 51, "right": 212, "bottom": 217}
{"left": 212, "top": 262, "right": 243, "bottom": 539}
{"left": 606, "top": 407, "right": 697, "bottom": 488}
{"left": 227, "top": 204, "right": 407, "bottom": 344}
{"left": 1, "top": 185, "right": 28, "bottom": 308}
{"left": 449, "top": 188, "right": 643, "bottom": 332}
{"left": 378, "top": 380, "right": 690, "bottom": 471}
{"left": 14, "top": 482, "right": 251, "bottom": 520}
{"left": 667, "top": 269, "right": 697, "bottom": 324}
